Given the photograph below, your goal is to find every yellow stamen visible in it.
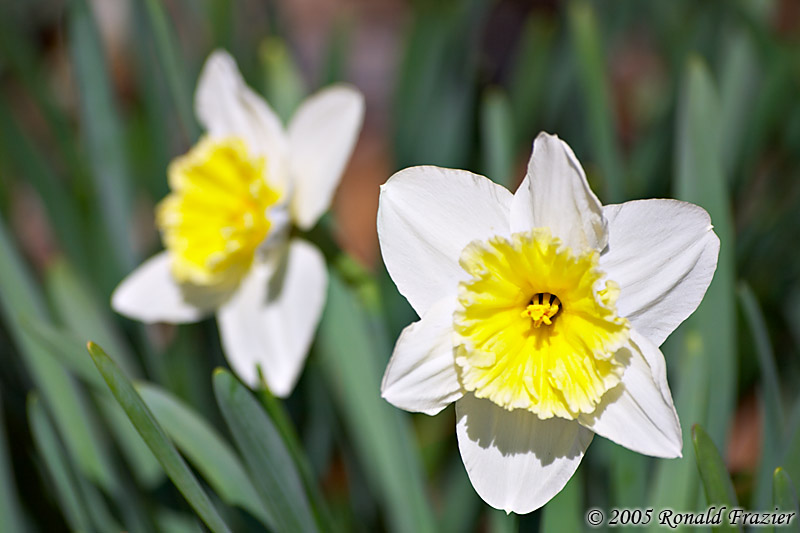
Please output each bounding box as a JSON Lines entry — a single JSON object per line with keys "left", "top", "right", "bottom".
{"left": 454, "top": 229, "right": 630, "bottom": 419}
{"left": 156, "top": 136, "right": 280, "bottom": 291}
{"left": 521, "top": 293, "right": 561, "bottom": 326}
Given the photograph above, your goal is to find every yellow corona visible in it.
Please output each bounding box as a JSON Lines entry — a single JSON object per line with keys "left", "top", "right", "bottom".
{"left": 156, "top": 136, "right": 281, "bottom": 291}
{"left": 454, "top": 228, "right": 630, "bottom": 419}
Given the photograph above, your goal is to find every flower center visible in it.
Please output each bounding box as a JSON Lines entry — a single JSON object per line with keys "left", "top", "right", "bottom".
{"left": 453, "top": 228, "right": 630, "bottom": 420}
{"left": 156, "top": 136, "right": 280, "bottom": 291}
{"left": 522, "top": 293, "right": 562, "bottom": 327}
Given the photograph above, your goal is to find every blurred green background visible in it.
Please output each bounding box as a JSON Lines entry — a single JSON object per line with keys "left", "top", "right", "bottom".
{"left": 1, "top": 0, "right": 800, "bottom": 531}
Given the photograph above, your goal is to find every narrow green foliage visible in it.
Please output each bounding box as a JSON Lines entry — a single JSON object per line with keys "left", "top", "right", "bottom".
{"left": 213, "top": 369, "right": 318, "bottom": 533}
{"left": 675, "top": 56, "right": 736, "bottom": 448}
{"left": 27, "top": 395, "right": 92, "bottom": 533}
{"left": 487, "top": 508, "right": 518, "bottom": 533}
{"left": 772, "top": 468, "right": 799, "bottom": 516}
{"left": 739, "top": 283, "right": 785, "bottom": 508}
{"left": 0, "top": 394, "right": 25, "bottom": 533}
{"left": 318, "top": 273, "right": 436, "bottom": 533}
{"left": 20, "top": 318, "right": 106, "bottom": 390}
{"left": 260, "top": 37, "right": 307, "bottom": 124}
{"left": 68, "top": 0, "right": 136, "bottom": 278}
{"left": 137, "top": 383, "right": 271, "bottom": 527}
{"left": 0, "top": 217, "right": 115, "bottom": 491}
{"left": 567, "top": 0, "right": 625, "bottom": 202}
{"left": 692, "top": 424, "right": 741, "bottom": 532}
{"left": 648, "top": 332, "right": 708, "bottom": 531}
{"left": 87, "top": 342, "right": 232, "bottom": 533}
{"left": 481, "top": 88, "right": 516, "bottom": 189}
{"left": 45, "top": 258, "right": 138, "bottom": 376}
{"left": 541, "top": 467, "right": 584, "bottom": 533}
{"left": 141, "top": 0, "right": 199, "bottom": 141}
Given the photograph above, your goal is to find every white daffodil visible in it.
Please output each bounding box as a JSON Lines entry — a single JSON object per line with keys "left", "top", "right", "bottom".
{"left": 378, "top": 132, "right": 719, "bottom": 514}
{"left": 112, "top": 50, "right": 364, "bottom": 396}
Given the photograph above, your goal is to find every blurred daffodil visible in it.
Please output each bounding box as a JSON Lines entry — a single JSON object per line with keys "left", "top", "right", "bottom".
{"left": 113, "top": 50, "right": 364, "bottom": 396}
{"left": 378, "top": 132, "right": 719, "bottom": 513}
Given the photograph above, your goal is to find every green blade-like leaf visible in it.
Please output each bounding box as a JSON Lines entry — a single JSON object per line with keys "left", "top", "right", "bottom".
{"left": 480, "top": 88, "right": 516, "bottom": 189}
{"left": 0, "top": 216, "right": 115, "bottom": 492}
{"left": 692, "top": 424, "right": 741, "bottom": 532}
{"left": 647, "top": 332, "right": 708, "bottom": 531}
{"left": 45, "top": 259, "right": 138, "bottom": 376}
{"left": 213, "top": 369, "right": 318, "bottom": 533}
{"left": 68, "top": 0, "right": 136, "bottom": 278}
{"left": 773, "top": 468, "right": 799, "bottom": 517}
{"left": 675, "top": 56, "right": 736, "bottom": 448}
{"left": 0, "top": 393, "right": 25, "bottom": 533}
{"left": 94, "top": 398, "right": 164, "bottom": 490}
{"left": 487, "top": 509, "right": 518, "bottom": 533}
{"left": 260, "top": 36, "right": 306, "bottom": 124}
{"left": 87, "top": 342, "right": 232, "bottom": 533}
{"left": 21, "top": 316, "right": 164, "bottom": 489}
{"left": 717, "top": 28, "right": 760, "bottom": 180}
{"left": 21, "top": 318, "right": 106, "bottom": 390}
{"left": 141, "top": 0, "right": 198, "bottom": 141}
{"left": 541, "top": 467, "right": 584, "bottom": 533}
{"left": 317, "top": 272, "right": 436, "bottom": 533}
{"left": 137, "top": 383, "right": 271, "bottom": 527}
{"left": 0, "top": 103, "right": 88, "bottom": 275}
{"left": 567, "top": 0, "right": 625, "bottom": 202}
{"left": 739, "top": 282, "right": 785, "bottom": 508}
{"left": 27, "top": 394, "right": 91, "bottom": 533}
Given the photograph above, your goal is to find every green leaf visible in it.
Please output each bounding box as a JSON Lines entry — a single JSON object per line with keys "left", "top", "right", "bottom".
{"left": 260, "top": 36, "right": 307, "bottom": 124}
{"left": 213, "top": 369, "right": 318, "bottom": 533}
{"left": 137, "top": 383, "right": 271, "bottom": 527}
{"left": 27, "top": 394, "right": 92, "bottom": 532}
{"left": 692, "top": 424, "right": 741, "bottom": 532}
{"left": 674, "top": 56, "right": 736, "bottom": 448}
{"left": 541, "top": 467, "right": 584, "bottom": 533}
{"left": 648, "top": 332, "right": 708, "bottom": 531}
{"left": 0, "top": 103, "right": 88, "bottom": 275}
{"left": 68, "top": 0, "right": 137, "bottom": 276}
{"left": 717, "top": 28, "right": 759, "bottom": 179}
{"left": 773, "top": 468, "right": 799, "bottom": 515}
{"left": 438, "top": 455, "right": 481, "bottom": 533}
{"left": 487, "top": 508, "right": 518, "bottom": 533}
{"left": 19, "top": 315, "right": 164, "bottom": 490}
{"left": 392, "top": 0, "right": 486, "bottom": 169}
{"left": 317, "top": 272, "right": 436, "bottom": 533}
{"left": 567, "top": 0, "right": 625, "bottom": 202}
{"left": 44, "top": 258, "right": 138, "bottom": 376}
{"left": 738, "top": 283, "right": 785, "bottom": 508}
{"left": 21, "top": 318, "right": 106, "bottom": 390}
{"left": 0, "top": 216, "right": 115, "bottom": 492}
{"left": 480, "top": 88, "right": 516, "bottom": 189}
{"left": 141, "top": 0, "right": 199, "bottom": 142}
{"left": 507, "top": 14, "right": 555, "bottom": 147}
{"left": 0, "top": 393, "right": 25, "bottom": 533}
{"left": 94, "top": 398, "right": 165, "bottom": 489}
{"left": 87, "top": 342, "right": 232, "bottom": 533}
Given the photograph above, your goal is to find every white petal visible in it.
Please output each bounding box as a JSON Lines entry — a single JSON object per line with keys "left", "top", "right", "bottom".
{"left": 194, "top": 50, "right": 289, "bottom": 190}
{"left": 111, "top": 252, "right": 213, "bottom": 324}
{"left": 378, "top": 166, "right": 513, "bottom": 316}
{"left": 578, "top": 330, "right": 682, "bottom": 458}
{"left": 287, "top": 85, "right": 364, "bottom": 230}
{"left": 381, "top": 298, "right": 462, "bottom": 415}
{"left": 217, "top": 239, "right": 327, "bottom": 397}
{"left": 600, "top": 199, "right": 720, "bottom": 346}
{"left": 510, "top": 132, "right": 608, "bottom": 252}
{"left": 456, "top": 394, "right": 593, "bottom": 514}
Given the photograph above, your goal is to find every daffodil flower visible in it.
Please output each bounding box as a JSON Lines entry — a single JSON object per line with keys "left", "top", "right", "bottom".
{"left": 378, "top": 132, "right": 719, "bottom": 513}
{"left": 112, "top": 50, "right": 364, "bottom": 396}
